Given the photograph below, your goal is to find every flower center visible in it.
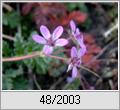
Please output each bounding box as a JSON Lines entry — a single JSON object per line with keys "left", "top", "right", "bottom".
{"left": 71, "top": 57, "right": 81, "bottom": 67}
{"left": 47, "top": 37, "right": 55, "bottom": 46}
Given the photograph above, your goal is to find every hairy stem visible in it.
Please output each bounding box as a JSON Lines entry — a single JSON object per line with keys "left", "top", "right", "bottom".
{"left": 3, "top": 34, "right": 16, "bottom": 41}
{"left": 2, "top": 51, "right": 68, "bottom": 62}
{"left": 47, "top": 54, "right": 68, "bottom": 62}
{"left": 2, "top": 52, "right": 40, "bottom": 62}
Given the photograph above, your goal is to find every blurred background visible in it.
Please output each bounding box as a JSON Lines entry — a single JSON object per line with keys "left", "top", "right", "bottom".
{"left": 2, "top": 2, "right": 118, "bottom": 90}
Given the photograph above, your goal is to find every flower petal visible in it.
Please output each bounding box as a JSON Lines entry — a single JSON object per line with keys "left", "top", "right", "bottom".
{"left": 77, "top": 34, "right": 83, "bottom": 45}
{"left": 32, "top": 34, "right": 46, "bottom": 44}
{"left": 70, "top": 20, "right": 76, "bottom": 32}
{"left": 40, "top": 25, "right": 51, "bottom": 40}
{"left": 76, "top": 28, "right": 80, "bottom": 36}
{"left": 80, "top": 45, "right": 87, "bottom": 56}
{"left": 71, "top": 46, "right": 78, "bottom": 58}
{"left": 72, "top": 66, "right": 78, "bottom": 78}
{"left": 43, "top": 45, "right": 53, "bottom": 55}
{"left": 55, "top": 38, "right": 68, "bottom": 46}
{"left": 52, "top": 26, "right": 63, "bottom": 41}
{"left": 67, "top": 63, "right": 73, "bottom": 72}
{"left": 77, "top": 35, "right": 86, "bottom": 57}
{"left": 67, "top": 77, "right": 74, "bottom": 83}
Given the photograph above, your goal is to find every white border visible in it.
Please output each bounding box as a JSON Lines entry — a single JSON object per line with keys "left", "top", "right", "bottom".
{"left": 1, "top": 0, "right": 119, "bottom": 92}
{"left": 1, "top": 0, "right": 119, "bottom": 3}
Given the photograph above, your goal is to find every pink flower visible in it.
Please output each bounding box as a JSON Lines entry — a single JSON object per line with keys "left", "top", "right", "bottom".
{"left": 32, "top": 25, "right": 68, "bottom": 55}
{"left": 70, "top": 20, "right": 80, "bottom": 38}
{"left": 67, "top": 47, "right": 82, "bottom": 78}
{"left": 70, "top": 20, "right": 86, "bottom": 56}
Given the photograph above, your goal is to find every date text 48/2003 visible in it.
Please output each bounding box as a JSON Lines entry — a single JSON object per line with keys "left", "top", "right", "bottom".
{"left": 40, "top": 94, "right": 80, "bottom": 104}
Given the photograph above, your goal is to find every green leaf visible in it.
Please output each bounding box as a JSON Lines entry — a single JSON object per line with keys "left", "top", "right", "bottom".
{"left": 66, "top": 3, "right": 78, "bottom": 11}
{"left": 3, "top": 11, "right": 21, "bottom": 28}
{"left": 3, "top": 41, "right": 12, "bottom": 57}
{"left": 2, "top": 66, "right": 24, "bottom": 90}
{"left": 3, "top": 75, "right": 13, "bottom": 90}
{"left": 66, "top": 3, "right": 88, "bottom": 12}
{"left": 14, "top": 32, "right": 24, "bottom": 55}
{"left": 77, "top": 3, "right": 88, "bottom": 12}
{"left": 63, "top": 78, "right": 80, "bottom": 90}
{"left": 5, "top": 66, "right": 23, "bottom": 78}
{"left": 35, "top": 57, "right": 51, "bottom": 75}
{"left": 13, "top": 76, "right": 29, "bottom": 90}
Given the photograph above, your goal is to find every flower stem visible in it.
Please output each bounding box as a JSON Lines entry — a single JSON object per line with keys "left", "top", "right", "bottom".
{"left": 2, "top": 52, "right": 39, "bottom": 62}
{"left": 3, "top": 34, "right": 16, "bottom": 41}
{"left": 2, "top": 51, "right": 68, "bottom": 62}
{"left": 47, "top": 54, "right": 68, "bottom": 62}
